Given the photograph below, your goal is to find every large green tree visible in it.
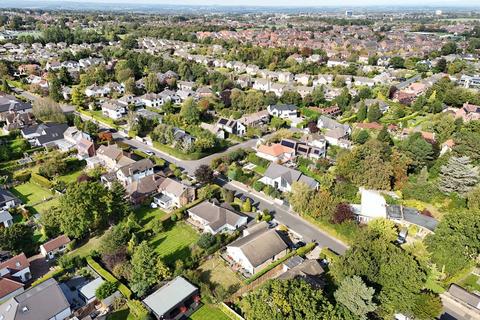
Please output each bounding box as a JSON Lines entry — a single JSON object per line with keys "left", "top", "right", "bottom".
{"left": 0, "top": 224, "right": 36, "bottom": 255}
{"left": 334, "top": 276, "right": 377, "bottom": 320}
{"left": 438, "top": 156, "right": 479, "bottom": 195}
{"left": 130, "top": 241, "right": 160, "bottom": 296}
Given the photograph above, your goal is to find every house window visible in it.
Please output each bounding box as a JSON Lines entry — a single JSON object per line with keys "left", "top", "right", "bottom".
{"left": 280, "top": 178, "right": 287, "bottom": 188}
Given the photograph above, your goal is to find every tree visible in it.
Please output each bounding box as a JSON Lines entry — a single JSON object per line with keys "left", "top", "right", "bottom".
{"left": 411, "top": 292, "right": 443, "bottom": 320}
{"left": 130, "top": 241, "right": 160, "bottom": 296}
{"left": 145, "top": 72, "right": 159, "bottom": 93}
{"left": 106, "top": 181, "right": 132, "bottom": 224}
{"left": 48, "top": 74, "right": 62, "bottom": 102}
{"left": 426, "top": 209, "right": 480, "bottom": 275}
{"left": 194, "top": 164, "right": 214, "bottom": 184}
{"left": 311, "top": 86, "right": 325, "bottom": 105}
{"left": 454, "top": 121, "right": 480, "bottom": 164}
{"left": 367, "top": 103, "right": 382, "bottom": 122}
{"left": 32, "top": 97, "right": 66, "bottom": 123}
{"left": 435, "top": 58, "right": 447, "bottom": 73}
{"left": 400, "top": 132, "right": 436, "bottom": 172}
{"left": 197, "top": 233, "right": 215, "bottom": 249}
{"left": 356, "top": 102, "right": 367, "bottom": 122}
{"left": 39, "top": 151, "right": 67, "bottom": 178}
{"left": 289, "top": 182, "right": 314, "bottom": 214}
{"left": 241, "top": 279, "right": 343, "bottom": 320}
{"left": 331, "top": 234, "right": 427, "bottom": 318}
{"left": 0, "top": 224, "right": 36, "bottom": 255}
{"left": 180, "top": 98, "right": 200, "bottom": 125}
{"left": 441, "top": 42, "right": 458, "bottom": 55}
{"left": 2, "top": 78, "right": 11, "bottom": 93}
{"left": 121, "top": 35, "right": 138, "bottom": 49}
{"left": 353, "top": 130, "right": 370, "bottom": 145}
{"left": 310, "top": 190, "right": 337, "bottom": 219}
{"left": 124, "top": 77, "right": 136, "bottom": 95}
{"left": 377, "top": 126, "right": 392, "bottom": 145}
{"left": 366, "top": 218, "right": 397, "bottom": 242}
{"left": 334, "top": 276, "right": 377, "bottom": 320}
{"left": 467, "top": 186, "right": 480, "bottom": 210}
{"left": 99, "top": 224, "right": 131, "bottom": 255}
{"left": 438, "top": 156, "right": 479, "bottom": 195}
{"left": 242, "top": 199, "right": 252, "bottom": 212}
{"left": 71, "top": 87, "right": 86, "bottom": 108}
{"left": 389, "top": 56, "right": 405, "bottom": 69}
{"left": 95, "top": 281, "right": 118, "bottom": 300}
{"left": 83, "top": 120, "right": 99, "bottom": 137}
{"left": 332, "top": 203, "right": 355, "bottom": 224}
{"left": 58, "top": 181, "right": 109, "bottom": 238}
{"left": 270, "top": 116, "right": 286, "bottom": 130}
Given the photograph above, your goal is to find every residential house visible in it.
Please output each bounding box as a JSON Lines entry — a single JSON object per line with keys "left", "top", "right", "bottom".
{"left": 200, "top": 123, "right": 225, "bottom": 139}
{"left": 2, "top": 112, "right": 36, "bottom": 133}
{"left": 454, "top": 103, "right": 480, "bottom": 122}
{"left": 85, "top": 84, "right": 110, "bottom": 98}
{"left": 159, "top": 89, "right": 181, "bottom": 105}
{"left": 40, "top": 235, "right": 71, "bottom": 260}
{"left": 246, "top": 64, "right": 260, "bottom": 76}
{"left": 458, "top": 75, "right": 480, "bottom": 89}
{"left": 187, "top": 200, "right": 248, "bottom": 234}
{"left": 126, "top": 174, "right": 165, "bottom": 205}
{"left": 0, "top": 210, "right": 13, "bottom": 228}
{"left": 237, "top": 110, "right": 270, "bottom": 127}
{"left": 447, "top": 284, "right": 480, "bottom": 310}
{"left": 196, "top": 86, "right": 214, "bottom": 98}
{"left": 0, "top": 189, "right": 19, "bottom": 210}
{"left": 0, "top": 277, "right": 24, "bottom": 302}
{"left": 267, "top": 104, "right": 298, "bottom": 119}
{"left": 270, "top": 83, "right": 286, "bottom": 97}
{"left": 295, "top": 74, "right": 310, "bottom": 86}
{"left": 278, "top": 72, "right": 294, "bottom": 83}
{"left": 252, "top": 78, "right": 270, "bottom": 91}
{"left": 0, "top": 253, "right": 31, "bottom": 283}
{"left": 355, "top": 188, "right": 388, "bottom": 223}
{"left": 296, "top": 86, "right": 314, "bottom": 98}
{"left": 21, "top": 123, "right": 69, "bottom": 148}
{"left": 256, "top": 143, "right": 295, "bottom": 163}
{"left": 216, "top": 118, "right": 246, "bottom": 137}
{"left": 0, "top": 95, "right": 32, "bottom": 117}
{"left": 313, "top": 74, "right": 334, "bottom": 87}
{"left": 277, "top": 258, "right": 325, "bottom": 288}
{"left": 116, "top": 158, "right": 154, "bottom": 186}
{"left": 141, "top": 93, "right": 163, "bottom": 108}
{"left": 226, "top": 222, "right": 288, "bottom": 275}
{"left": 0, "top": 278, "right": 71, "bottom": 320}
{"left": 95, "top": 144, "right": 135, "bottom": 171}
{"left": 317, "top": 116, "right": 351, "bottom": 146}
{"left": 259, "top": 163, "right": 318, "bottom": 193}
{"left": 101, "top": 100, "right": 126, "bottom": 120}
{"left": 154, "top": 178, "right": 196, "bottom": 210}
{"left": 177, "top": 81, "right": 196, "bottom": 92}
{"left": 143, "top": 277, "right": 200, "bottom": 320}
{"left": 118, "top": 94, "right": 144, "bottom": 108}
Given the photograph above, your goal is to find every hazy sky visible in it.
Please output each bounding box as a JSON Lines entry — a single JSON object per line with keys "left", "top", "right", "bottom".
{"left": 31, "top": 0, "right": 479, "bottom": 7}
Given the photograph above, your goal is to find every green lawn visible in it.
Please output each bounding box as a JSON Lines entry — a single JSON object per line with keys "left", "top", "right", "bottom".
{"left": 459, "top": 274, "right": 480, "bottom": 293}
{"left": 30, "top": 197, "right": 60, "bottom": 215}
{"left": 198, "top": 257, "right": 243, "bottom": 291}
{"left": 58, "top": 169, "right": 84, "bottom": 184}
{"left": 150, "top": 222, "right": 199, "bottom": 265}
{"left": 11, "top": 182, "right": 53, "bottom": 205}
{"left": 106, "top": 308, "right": 135, "bottom": 320}
{"left": 135, "top": 205, "right": 167, "bottom": 227}
{"left": 189, "top": 304, "right": 231, "bottom": 320}
{"left": 69, "top": 233, "right": 105, "bottom": 258}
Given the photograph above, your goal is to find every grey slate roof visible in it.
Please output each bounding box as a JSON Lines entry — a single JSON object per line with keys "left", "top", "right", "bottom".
{"left": 188, "top": 201, "right": 245, "bottom": 232}
{"left": 448, "top": 284, "right": 480, "bottom": 309}
{"left": 0, "top": 210, "right": 13, "bottom": 223}
{"left": 263, "top": 163, "right": 318, "bottom": 189}
{"left": 228, "top": 228, "right": 288, "bottom": 268}
{"left": 0, "top": 189, "right": 19, "bottom": 206}
{"left": 0, "top": 278, "right": 70, "bottom": 320}
{"left": 143, "top": 277, "right": 198, "bottom": 318}
{"left": 118, "top": 158, "right": 154, "bottom": 177}
{"left": 269, "top": 104, "right": 297, "bottom": 112}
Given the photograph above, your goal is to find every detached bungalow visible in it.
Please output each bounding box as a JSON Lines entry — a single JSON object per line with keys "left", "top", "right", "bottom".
{"left": 226, "top": 222, "right": 288, "bottom": 275}
{"left": 40, "top": 235, "right": 71, "bottom": 260}
{"left": 101, "top": 100, "right": 127, "bottom": 120}
{"left": 259, "top": 163, "right": 318, "bottom": 193}
{"left": 187, "top": 201, "right": 248, "bottom": 234}
{"left": 256, "top": 143, "right": 295, "bottom": 163}
{"left": 0, "top": 189, "right": 19, "bottom": 210}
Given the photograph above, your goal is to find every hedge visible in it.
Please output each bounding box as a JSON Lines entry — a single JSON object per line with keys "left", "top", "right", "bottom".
{"left": 127, "top": 299, "right": 150, "bottom": 320}
{"left": 86, "top": 256, "right": 132, "bottom": 299}
{"left": 31, "top": 172, "right": 52, "bottom": 189}
{"left": 31, "top": 268, "right": 65, "bottom": 287}
{"left": 245, "top": 242, "right": 316, "bottom": 284}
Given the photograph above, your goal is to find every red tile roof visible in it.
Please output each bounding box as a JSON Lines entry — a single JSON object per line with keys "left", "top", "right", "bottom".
{"left": 41, "top": 235, "right": 71, "bottom": 253}
{"left": 0, "top": 253, "right": 29, "bottom": 273}
{"left": 0, "top": 277, "right": 24, "bottom": 298}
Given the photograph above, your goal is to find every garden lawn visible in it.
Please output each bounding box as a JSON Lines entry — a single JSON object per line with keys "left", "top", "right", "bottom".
{"left": 11, "top": 182, "right": 53, "bottom": 205}
{"left": 69, "top": 234, "right": 104, "bottom": 258}
{"left": 198, "top": 256, "right": 243, "bottom": 290}
{"left": 135, "top": 205, "right": 167, "bottom": 227}
{"left": 106, "top": 308, "right": 136, "bottom": 320}
{"left": 58, "top": 169, "right": 84, "bottom": 184}
{"left": 150, "top": 222, "right": 199, "bottom": 265}
{"left": 189, "top": 304, "right": 231, "bottom": 320}
{"left": 30, "top": 197, "right": 60, "bottom": 215}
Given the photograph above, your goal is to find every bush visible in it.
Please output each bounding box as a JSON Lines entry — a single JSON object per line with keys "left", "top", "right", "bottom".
{"left": 31, "top": 172, "right": 53, "bottom": 189}
{"left": 253, "top": 180, "right": 265, "bottom": 192}
{"left": 57, "top": 254, "right": 85, "bottom": 270}
{"left": 127, "top": 299, "right": 151, "bottom": 320}
{"left": 151, "top": 219, "right": 164, "bottom": 234}
{"left": 197, "top": 233, "right": 216, "bottom": 250}
{"left": 13, "top": 170, "right": 31, "bottom": 183}
{"left": 86, "top": 256, "right": 132, "bottom": 299}
{"left": 96, "top": 281, "right": 118, "bottom": 300}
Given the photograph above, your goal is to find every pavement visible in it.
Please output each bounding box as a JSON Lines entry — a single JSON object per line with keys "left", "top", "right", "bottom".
{"left": 217, "top": 178, "right": 349, "bottom": 255}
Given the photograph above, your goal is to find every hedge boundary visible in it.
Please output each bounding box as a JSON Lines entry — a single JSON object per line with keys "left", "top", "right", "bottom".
{"left": 86, "top": 256, "right": 132, "bottom": 299}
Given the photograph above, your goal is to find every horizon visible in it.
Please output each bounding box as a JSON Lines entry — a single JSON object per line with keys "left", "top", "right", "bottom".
{"left": 3, "top": 0, "right": 480, "bottom": 8}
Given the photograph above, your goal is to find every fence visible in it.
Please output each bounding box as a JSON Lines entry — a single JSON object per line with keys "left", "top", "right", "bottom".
{"left": 230, "top": 264, "right": 284, "bottom": 299}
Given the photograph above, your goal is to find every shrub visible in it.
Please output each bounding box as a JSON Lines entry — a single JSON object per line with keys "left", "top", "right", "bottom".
{"left": 151, "top": 219, "right": 164, "bottom": 234}
{"left": 96, "top": 281, "right": 118, "bottom": 300}
{"left": 31, "top": 172, "right": 52, "bottom": 189}
{"left": 197, "top": 233, "right": 216, "bottom": 249}
{"left": 253, "top": 180, "right": 265, "bottom": 192}
{"left": 86, "top": 256, "right": 132, "bottom": 299}
{"left": 57, "top": 255, "right": 85, "bottom": 270}
{"left": 13, "top": 170, "right": 31, "bottom": 183}
{"left": 127, "top": 299, "right": 151, "bottom": 320}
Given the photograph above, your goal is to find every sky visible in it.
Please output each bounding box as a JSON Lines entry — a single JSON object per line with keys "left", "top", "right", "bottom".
{"left": 19, "top": 0, "right": 480, "bottom": 7}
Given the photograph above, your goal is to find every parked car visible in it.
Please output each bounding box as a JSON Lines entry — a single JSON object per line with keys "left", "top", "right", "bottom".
{"left": 397, "top": 227, "right": 408, "bottom": 244}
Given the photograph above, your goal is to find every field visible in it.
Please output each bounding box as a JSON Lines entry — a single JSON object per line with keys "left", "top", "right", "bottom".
{"left": 197, "top": 256, "right": 243, "bottom": 291}
{"left": 11, "top": 182, "right": 53, "bottom": 205}
{"left": 189, "top": 304, "right": 231, "bottom": 320}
